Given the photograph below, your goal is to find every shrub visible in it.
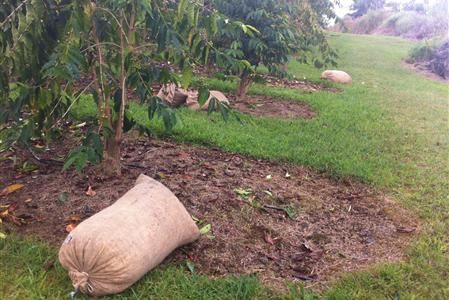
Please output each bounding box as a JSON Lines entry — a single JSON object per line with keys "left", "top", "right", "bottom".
{"left": 353, "top": 10, "right": 389, "bottom": 34}
{"left": 407, "top": 44, "right": 435, "bottom": 63}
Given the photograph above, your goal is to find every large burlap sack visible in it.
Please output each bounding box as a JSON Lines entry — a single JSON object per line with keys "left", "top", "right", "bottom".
{"left": 185, "top": 90, "right": 230, "bottom": 111}
{"left": 320, "top": 70, "right": 352, "bottom": 83}
{"left": 157, "top": 83, "right": 189, "bottom": 107}
{"left": 59, "top": 174, "right": 200, "bottom": 296}
{"left": 185, "top": 90, "right": 200, "bottom": 110}
{"left": 201, "top": 90, "right": 230, "bottom": 111}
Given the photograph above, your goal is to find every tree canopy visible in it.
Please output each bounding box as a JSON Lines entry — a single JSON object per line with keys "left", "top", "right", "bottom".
{"left": 0, "top": 0, "right": 337, "bottom": 174}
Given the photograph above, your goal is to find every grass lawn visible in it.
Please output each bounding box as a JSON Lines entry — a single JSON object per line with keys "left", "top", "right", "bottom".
{"left": 1, "top": 33, "right": 448, "bottom": 299}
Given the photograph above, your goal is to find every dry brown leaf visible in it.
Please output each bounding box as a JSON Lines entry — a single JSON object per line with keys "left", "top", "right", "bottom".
{"left": 85, "top": 186, "right": 96, "bottom": 197}
{"left": 396, "top": 226, "right": 416, "bottom": 233}
{"left": 66, "top": 223, "right": 77, "bottom": 232}
{"left": 264, "top": 232, "right": 274, "bottom": 245}
{"left": 1, "top": 183, "right": 24, "bottom": 196}
{"left": 66, "top": 215, "right": 82, "bottom": 222}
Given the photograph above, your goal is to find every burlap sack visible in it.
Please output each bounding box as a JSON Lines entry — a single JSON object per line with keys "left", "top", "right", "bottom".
{"left": 157, "top": 83, "right": 188, "bottom": 107}
{"left": 320, "top": 70, "right": 352, "bottom": 83}
{"left": 185, "top": 90, "right": 200, "bottom": 110}
{"left": 202, "top": 90, "right": 230, "bottom": 110}
{"left": 58, "top": 174, "right": 200, "bottom": 296}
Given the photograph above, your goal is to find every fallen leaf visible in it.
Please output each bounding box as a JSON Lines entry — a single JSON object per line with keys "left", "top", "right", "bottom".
{"left": 284, "top": 206, "right": 297, "bottom": 220}
{"left": 293, "top": 273, "right": 317, "bottom": 281}
{"left": 234, "top": 188, "right": 252, "bottom": 199}
{"left": 186, "top": 260, "right": 195, "bottom": 273}
{"left": 264, "top": 232, "right": 274, "bottom": 245}
{"left": 65, "top": 223, "right": 77, "bottom": 232}
{"left": 396, "top": 226, "right": 416, "bottom": 233}
{"left": 300, "top": 241, "right": 315, "bottom": 252}
{"left": 1, "top": 183, "right": 24, "bottom": 196}
{"left": 156, "top": 172, "right": 166, "bottom": 179}
{"left": 266, "top": 174, "right": 272, "bottom": 180}
{"left": 85, "top": 186, "right": 96, "bottom": 197}
{"left": 199, "top": 224, "right": 211, "bottom": 235}
{"left": 24, "top": 198, "right": 32, "bottom": 203}
{"left": 58, "top": 192, "right": 69, "bottom": 203}
{"left": 264, "top": 190, "right": 273, "bottom": 197}
{"left": 66, "top": 215, "right": 82, "bottom": 222}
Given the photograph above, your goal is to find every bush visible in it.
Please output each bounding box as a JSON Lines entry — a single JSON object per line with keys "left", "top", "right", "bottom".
{"left": 407, "top": 44, "right": 435, "bottom": 63}
{"left": 353, "top": 10, "right": 389, "bottom": 34}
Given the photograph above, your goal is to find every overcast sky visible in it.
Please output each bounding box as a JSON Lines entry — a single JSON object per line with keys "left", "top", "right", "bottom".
{"left": 334, "top": 0, "right": 438, "bottom": 17}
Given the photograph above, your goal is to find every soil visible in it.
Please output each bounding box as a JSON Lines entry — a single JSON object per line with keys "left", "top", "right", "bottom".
{"left": 0, "top": 136, "right": 418, "bottom": 290}
{"left": 402, "top": 61, "right": 449, "bottom": 84}
{"left": 261, "top": 75, "right": 342, "bottom": 93}
{"left": 228, "top": 94, "right": 316, "bottom": 119}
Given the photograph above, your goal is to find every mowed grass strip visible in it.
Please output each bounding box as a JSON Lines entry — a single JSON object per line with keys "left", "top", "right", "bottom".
{"left": 1, "top": 33, "right": 448, "bottom": 299}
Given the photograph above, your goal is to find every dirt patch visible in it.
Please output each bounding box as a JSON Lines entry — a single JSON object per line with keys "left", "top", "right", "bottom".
{"left": 228, "top": 94, "right": 316, "bottom": 119}
{"left": 402, "top": 61, "right": 449, "bottom": 84}
{"left": 262, "top": 75, "right": 343, "bottom": 93}
{"left": 0, "top": 137, "right": 417, "bottom": 289}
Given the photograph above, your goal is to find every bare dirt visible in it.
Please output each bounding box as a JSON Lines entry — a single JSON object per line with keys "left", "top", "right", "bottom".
{"left": 228, "top": 94, "right": 316, "bottom": 119}
{"left": 261, "top": 75, "right": 342, "bottom": 93}
{"left": 0, "top": 136, "right": 417, "bottom": 289}
{"left": 402, "top": 62, "right": 449, "bottom": 84}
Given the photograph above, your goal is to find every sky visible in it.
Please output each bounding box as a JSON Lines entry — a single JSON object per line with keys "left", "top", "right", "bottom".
{"left": 333, "top": 0, "right": 438, "bottom": 18}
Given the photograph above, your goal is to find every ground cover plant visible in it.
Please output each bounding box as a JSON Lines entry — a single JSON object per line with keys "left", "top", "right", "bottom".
{"left": 1, "top": 3, "right": 448, "bottom": 300}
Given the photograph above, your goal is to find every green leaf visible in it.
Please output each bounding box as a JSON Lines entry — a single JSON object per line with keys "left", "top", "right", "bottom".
{"left": 181, "top": 67, "right": 193, "bottom": 89}
{"left": 207, "top": 97, "right": 217, "bottom": 115}
{"left": 63, "top": 149, "right": 80, "bottom": 171}
{"left": 186, "top": 261, "right": 195, "bottom": 274}
{"left": 75, "top": 151, "right": 88, "bottom": 173}
{"left": 218, "top": 102, "right": 229, "bottom": 122}
{"left": 58, "top": 192, "right": 69, "bottom": 203}
{"left": 234, "top": 188, "right": 252, "bottom": 199}
{"left": 197, "top": 88, "right": 209, "bottom": 106}
{"left": 199, "top": 224, "right": 211, "bottom": 235}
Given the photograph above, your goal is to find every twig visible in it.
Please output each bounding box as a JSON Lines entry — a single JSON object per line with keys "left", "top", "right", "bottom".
{"left": 0, "top": 0, "right": 31, "bottom": 29}
{"left": 12, "top": 145, "right": 63, "bottom": 165}
{"left": 81, "top": 42, "right": 120, "bottom": 53}
{"left": 262, "top": 204, "right": 286, "bottom": 212}
{"left": 96, "top": 7, "right": 130, "bottom": 45}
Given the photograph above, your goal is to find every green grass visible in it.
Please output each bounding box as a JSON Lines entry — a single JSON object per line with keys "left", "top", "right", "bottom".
{"left": 0, "top": 236, "right": 278, "bottom": 300}
{"left": 1, "top": 32, "right": 448, "bottom": 299}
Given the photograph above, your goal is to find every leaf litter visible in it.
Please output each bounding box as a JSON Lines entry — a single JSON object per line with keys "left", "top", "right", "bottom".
{"left": 0, "top": 137, "right": 418, "bottom": 290}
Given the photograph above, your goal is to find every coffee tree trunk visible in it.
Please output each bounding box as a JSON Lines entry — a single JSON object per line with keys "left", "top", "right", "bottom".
{"left": 103, "top": 135, "right": 122, "bottom": 175}
{"left": 237, "top": 72, "right": 252, "bottom": 99}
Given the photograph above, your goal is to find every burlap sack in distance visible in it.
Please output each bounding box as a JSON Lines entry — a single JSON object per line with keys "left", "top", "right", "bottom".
{"left": 157, "top": 83, "right": 188, "bottom": 107}
{"left": 58, "top": 174, "right": 200, "bottom": 296}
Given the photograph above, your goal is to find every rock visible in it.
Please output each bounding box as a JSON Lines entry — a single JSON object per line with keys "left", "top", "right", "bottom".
{"left": 320, "top": 70, "right": 352, "bottom": 84}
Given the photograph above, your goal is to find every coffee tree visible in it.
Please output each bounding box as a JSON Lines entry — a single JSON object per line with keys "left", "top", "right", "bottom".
{"left": 0, "top": 0, "right": 247, "bottom": 175}
{"left": 212, "top": 0, "right": 337, "bottom": 98}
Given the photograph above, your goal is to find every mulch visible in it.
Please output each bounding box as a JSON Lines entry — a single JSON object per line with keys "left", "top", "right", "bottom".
{"left": 228, "top": 94, "right": 316, "bottom": 119}
{"left": 0, "top": 134, "right": 418, "bottom": 289}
